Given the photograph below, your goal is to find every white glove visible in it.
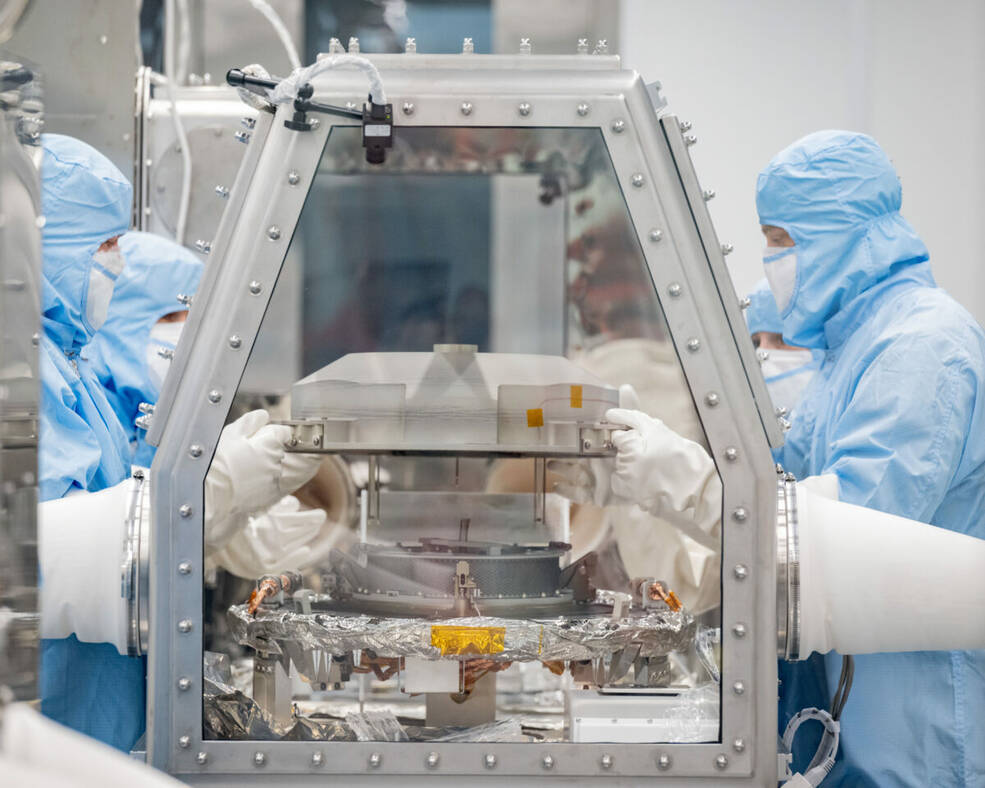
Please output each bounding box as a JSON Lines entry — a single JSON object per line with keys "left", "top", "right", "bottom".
{"left": 209, "top": 495, "right": 339, "bottom": 579}
{"left": 606, "top": 408, "right": 721, "bottom": 550}
{"left": 205, "top": 410, "right": 323, "bottom": 551}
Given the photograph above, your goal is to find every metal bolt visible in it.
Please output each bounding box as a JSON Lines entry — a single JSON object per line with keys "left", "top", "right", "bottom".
{"left": 177, "top": 619, "right": 193, "bottom": 633}
{"left": 462, "top": 37, "right": 474, "bottom": 54}
{"left": 179, "top": 504, "right": 192, "bottom": 518}
{"left": 705, "top": 392, "right": 720, "bottom": 407}
{"left": 461, "top": 102, "right": 473, "bottom": 116}
{"left": 483, "top": 753, "right": 497, "bottom": 769}
{"left": 177, "top": 293, "right": 193, "bottom": 306}
{"left": 611, "top": 118, "right": 626, "bottom": 133}
{"left": 189, "top": 444, "right": 203, "bottom": 458}
{"left": 249, "top": 281, "right": 262, "bottom": 295}
{"left": 679, "top": 119, "right": 693, "bottom": 132}
{"left": 739, "top": 296, "right": 751, "bottom": 310}
{"left": 733, "top": 737, "right": 746, "bottom": 753}
{"left": 139, "top": 402, "right": 155, "bottom": 414}
{"left": 518, "top": 102, "right": 532, "bottom": 117}
{"left": 600, "top": 754, "right": 614, "bottom": 770}
{"left": 312, "top": 752, "right": 324, "bottom": 767}
{"left": 234, "top": 130, "right": 251, "bottom": 144}
{"left": 702, "top": 188, "right": 716, "bottom": 201}
{"left": 648, "top": 229, "right": 663, "bottom": 242}
{"left": 733, "top": 622, "right": 747, "bottom": 638}
{"left": 177, "top": 676, "right": 192, "bottom": 691}
{"left": 687, "top": 337, "right": 701, "bottom": 352}
{"left": 733, "top": 563, "right": 748, "bottom": 580}
{"left": 402, "top": 101, "right": 415, "bottom": 116}
{"left": 241, "top": 117, "right": 256, "bottom": 130}
{"left": 721, "top": 242, "right": 735, "bottom": 255}
{"left": 733, "top": 680, "right": 746, "bottom": 695}
{"left": 196, "top": 751, "right": 208, "bottom": 765}
{"left": 542, "top": 754, "right": 555, "bottom": 770}
{"left": 254, "top": 752, "right": 265, "bottom": 767}
{"left": 776, "top": 406, "right": 789, "bottom": 417}
{"left": 715, "top": 754, "right": 729, "bottom": 770}
{"left": 266, "top": 226, "right": 281, "bottom": 241}
{"left": 657, "top": 753, "right": 672, "bottom": 770}
{"left": 215, "top": 185, "right": 229, "bottom": 199}
{"left": 577, "top": 102, "right": 590, "bottom": 116}
{"left": 348, "top": 36, "right": 360, "bottom": 53}
{"left": 287, "top": 170, "right": 300, "bottom": 186}
{"left": 668, "top": 282, "right": 683, "bottom": 298}
{"left": 577, "top": 38, "right": 589, "bottom": 54}
{"left": 725, "top": 446, "right": 739, "bottom": 462}
{"left": 309, "top": 118, "right": 321, "bottom": 130}
{"left": 631, "top": 173, "right": 645, "bottom": 188}
{"left": 595, "top": 39, "right": 609, "bottom": 54}
{"left": 733, "top": 506, "right": 748, "bottom": 522}
{"left": 425, "top": 751, "right": 439, "bottom": 769}
{"left": 208, "top": 390, "right": 222, "bottom": 404}
{"left": 519, "top": 37, "right": 532, "bottom": 54}
{"left": 405, "top": 37, "right": 417, "bottom": 53}
{"left": 328, "top": 37, "right": 343, "bottom": 53}
{"left": 178, "top": 562, "right": 192, "bottom": 575}
{"left": 157, "top": 347, "right": 175, "bottom": 360}
{"left": 684, "top": 134, "right": 698, "bottom": 146}
{"left": 228, "top": 335, "right": 242, "bottom": 349}
{"left": 178, "top": 735, "right": 191, "bottom": 749}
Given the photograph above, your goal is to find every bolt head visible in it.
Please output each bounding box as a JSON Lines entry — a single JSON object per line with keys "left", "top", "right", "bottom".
{"left": 254, "top": 751, "right": 265, "bottom": 766}
{"left": 725, "top": 446, "right": 739, "bottom": 461}
{"left": 648, "top": 228, "right": 663, "bottom": 242}
{"left": 679, "top": 119, "right": 693, "bottom": 132}
{"left": 177, "top": 619, "right": 193, "bottom": 633}
{"left": 266, "top": 226, "right": 281, "bottom": 241}
{"left": 249, "top": 280, "right": 262, "bottom": 295}
{"left": 687, "top": 338, "right": 701, "bottom": 352}
{"left": 541, "top": 754, "right": 555, "bottom": 770}
{"left": 732, "top": 622, "right": 747, "bottom": 638}
{"left": 208, "top": 390, "right": 222, "bottom": 404}
{"left": 702, "top": 188, "right": 716, "bottom": 201}
{"left": 177, "top": 676, "right": 192, "bottom": 691}
{"left": 178, "top": 735, "right": 191, "bottom": 749}
{"left": 721, "top": 242, "right": 735, "bottom": 255}
{"left": 214, "top": 185, "right": 229, "bottom": 198}
{"left": 228, "top": 335, "right": 242, "bottom": 349}
{"left": 179, "top": 504, "right": 193, "bottom": 518}
{"left": 577, "top": 102, "right": 590, "bottom": 116}
{"left": 733, "top": 563, "right": 748, "bottom": 580}
{"left": 684, "top": 133, "right": 698, "bottom": 146}
{"left": 733, "top": 680, "right": 746, "bottom": 695}
{"left": 483, "top": 753, "right": 497, "bottom": 769}
{"left": 715, "top": 754, "right": 729, "bottom": 770}
{"left": 631, "top": 173, "right": 645, "bottom": 188}
{"left": 196, "top": 751, "right": 208, "bottom": 765}
{"left": 189, "top": 444, "right": 203, "bottom": 458}
{"left": 600, "top": 754, "right": 614, "bottom": 770}
{"left": 287, "top": 170, "right": 300, "bottom": 185}
{"left": 178, "top": 562, "right": 192, "bottom": 575}
{"left": 733, "top": 506, "right": 748, "bottom": 522}
{"left": 518, "top": 102, "right": 532, "bottom": 117}
{"left": 460, "top": 102, "right": 473, "bottom": 116}
{"left": 402, "top": 101, "right": 415, "bottom": 116}
{"left": 739, "top": 296, "right": 751, "bottom": 309}
{"left": 667, "top": 282, "right": 683, "bottom": 298}
{"left": 425, "top": 751, "right": 439, "bottom": 769}
{"left": 732, "top": 737, "right": 746, "bottom": 753}
{"left": 705, "top": 392, "right": 720, "bottom": 407}
{"left": 312, "top": 752, "right": 324, "bottom": 766}
{"left": 611, "top": 118, "right": 626, "bottom": 133}
{"left": 657, "top": 753, "right": 672, "bottom": 770}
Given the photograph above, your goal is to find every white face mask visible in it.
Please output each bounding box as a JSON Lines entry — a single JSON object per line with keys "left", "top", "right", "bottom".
{"left": 145, "top": 320, "right": 185, "bottom": 394}
{"left": 758, "top": 347, "right": 816, "bottom": 411}
{"left": 86, "top": 248, "right": 126, "bottom": 331}
{"left": 763, "top": 246, "right": 798, "bottom": 314}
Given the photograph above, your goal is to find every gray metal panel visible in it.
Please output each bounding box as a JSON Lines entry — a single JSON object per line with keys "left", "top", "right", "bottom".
{"left": 148, "top": 57, "right": 778, "bottom": 784}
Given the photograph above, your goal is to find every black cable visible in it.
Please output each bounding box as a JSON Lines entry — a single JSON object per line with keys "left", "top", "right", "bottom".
{"left": 831, "top": 655, "right": 855, "bottom": 720}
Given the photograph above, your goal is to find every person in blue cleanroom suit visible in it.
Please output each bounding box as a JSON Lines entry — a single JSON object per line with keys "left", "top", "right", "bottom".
{"left": 87, "top": 231, "right": 203, "bottom": 467}
{"left": 36, "top": 133, "right": 145, "bottom": 752}
{"left": 744, "top": 278, "right": 821, "bottom": 417}
{"left": 758, "top": 130, "right": 985, "bottom": 787}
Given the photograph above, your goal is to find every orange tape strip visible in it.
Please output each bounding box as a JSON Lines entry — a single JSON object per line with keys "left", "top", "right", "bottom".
{"left": 527, "top": 407, "right": 544, "bottom": 428}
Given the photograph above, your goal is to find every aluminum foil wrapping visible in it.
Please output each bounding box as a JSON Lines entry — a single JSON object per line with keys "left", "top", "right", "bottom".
{"left": 228, "top": 594, "right": 695, "bottom": 664}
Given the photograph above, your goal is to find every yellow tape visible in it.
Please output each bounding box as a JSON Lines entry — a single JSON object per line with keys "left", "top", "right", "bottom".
{"left": 526, "top": 408, "right": 544, "bottom": 428}
{"left": 570, "top": 385, "right": 583, "bottom": 408}
{"left": 430, "top": 625, "right": 506, "bottom": 656}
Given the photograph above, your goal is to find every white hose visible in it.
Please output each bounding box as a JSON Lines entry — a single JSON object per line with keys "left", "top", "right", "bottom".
{"left": 150, "top": 72, "right": 192, "bottom": 246}
{"left": 797, "top": 478, "right": 985, "bottom": 656}
{"left": 246, "top": 0, "right": 302, "bottom": 71}
{"left": 270, "top": 55, "right": 387, "bottom": 106}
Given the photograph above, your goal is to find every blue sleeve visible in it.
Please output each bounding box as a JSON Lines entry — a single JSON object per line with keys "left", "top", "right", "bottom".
{"left": 821, "top": 335, "right": 976, "bottom": 523}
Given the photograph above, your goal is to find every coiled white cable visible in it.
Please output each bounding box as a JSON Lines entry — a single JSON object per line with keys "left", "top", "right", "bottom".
{"left": 270, "top": 55, "right": 386, "bottom": 106}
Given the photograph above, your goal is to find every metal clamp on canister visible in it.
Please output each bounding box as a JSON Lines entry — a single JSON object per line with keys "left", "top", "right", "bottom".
{"left": 122, "top": 469, "right": 151, "bottom": 657}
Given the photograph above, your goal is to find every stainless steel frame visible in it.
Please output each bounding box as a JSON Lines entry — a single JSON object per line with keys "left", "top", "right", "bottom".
{"left": 146, "top": 53, "right": 780, "bottom": 784}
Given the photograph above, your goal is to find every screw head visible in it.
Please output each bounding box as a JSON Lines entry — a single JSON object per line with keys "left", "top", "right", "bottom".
{"left": 228, "top": 335, "right": 242, "bottom": 349}
{"left": 214, "top": 185, "right": 229, "bottom": 198}
{"left": 631, "top": 173, "right": 645, "bottom": 188}
{"left": 739, "top": 296, "right": 752, "bottom": 309}
{"left": 287, "top": 170, "right": 300, "bottom": 185}
{"left": 732, "top": 737, "right": 746, "bottom": 753}
{"left": 705, "top": 392, "right": 720, "bottom": 407}
{"left": 733, "top": 563, "right": 748, "bottom": 580}
{"left": 611, "top": 118, "right": 626, "bottom": 133}
{"left": 178, "top": 735, "right": 191, "bottom": 749}
{"left": 519, "top": 37, "right": 532, "bottom": 54}
{"left": 684, "top": 133, "right": 698, "bottom": 146}
{"left": 600, "top": 753, "right": 614, "bottom": 770}
{"left": 657, "top": 753, "right": 672, "bottom": 770}
{"left": 177, "top": 676, "right": 192, "bottom": 691}
{"left": 577, "top": 38, "right": 589, "bottom": 54}
{"left": 177, "top": 619, "right": 193, "bottom": 633}
{"left": 667, "top": 282, "right": 683, "bottom": 298}
{"left": 189, "top": 444, "right": 203, "bottom": 458}
{"left": 208, "top": 390, "right": 222, "bottom": 404}
{"left": 687, "top": 337, "right": 701, "bottom": 352}
{"left": 196, "top": 751, "right": 208, "bottom": 765}
{"left": 425, "top": 751, "right": 439, "bottom": 769}
{"left": 679, "top": 119, "right": 693, "bottom": 132}
{"left": 542, "top": 754, "right": 555, "bottom": 770}
{"left": 312, "top": 752, "right": 324, "bottom": 766}
{"left": 402, "top": 101, "right": 415, "bottom": 116}
{"left": 460, "top": 102, "right": 473, "bottom": 116}
{"left": 702, "top": 188, "right": 716, "bottom": 201}
{"left": 725, "top": 446, "right": 739, "bottom": 461}
{"left": 179, "top": 504, "right": 193, "bottom": 518}
{"left": 483, "top": 753, "right": 497, "bottom": 769}
{"left": 715, "top": 754, "right": 729, "bottom": 770}
{"left": 266, "top": 226, "right": 281, "bottom": 241}
{"left": 249, "top": 280, "right": 262, "bottom": 295}
{"left": 733, "top": 622, "right": 748, "bottom": 638}
{"left": 254, "top": 751, "right": 265, "bottom": 767}
{"left": 518, "top": 102, "right": 532, "bottom": 117}
{"left": 648, "top": 228, "right": 663, "bottom": 242}
{"left": 577, "top": 102, "right": 590, "bottom": 116}
{"left": 721, "top": 242, "right": 735, "bottom": 255}
{"left": 178, "top": 561, "right": 192, "bottom": 575}
{"left": 733, "top": 680, "right": 746, "bottom": 695}
{"left": 733, "top": 506, "right": 748, "bottom": 522}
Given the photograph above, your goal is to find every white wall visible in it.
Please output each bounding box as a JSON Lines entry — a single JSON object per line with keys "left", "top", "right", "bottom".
{"left": 620, "top": 0, "right": 985, "bottom": 327}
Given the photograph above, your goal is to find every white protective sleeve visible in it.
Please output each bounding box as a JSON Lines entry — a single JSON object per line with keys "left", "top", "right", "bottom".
{"left": 797, "top": 476, "right": 985, "bottom": 656}
{"left": 38, "top": 478, "right": 134, "bottom": 655}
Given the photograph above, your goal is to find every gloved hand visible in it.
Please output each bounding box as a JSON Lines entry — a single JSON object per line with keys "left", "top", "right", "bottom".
{"left": 209, "top": 495, "right": 338, "bottom": 579}
{"left": 205, "top": 410, "right": 323, "bottom": 550}
{"left": 606, "top": 407, "right": 721, "bottom": 550}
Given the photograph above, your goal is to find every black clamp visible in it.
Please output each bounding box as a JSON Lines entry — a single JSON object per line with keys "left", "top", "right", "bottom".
{"left": 284, "top": 82, "right": 315, "bottom": 131}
